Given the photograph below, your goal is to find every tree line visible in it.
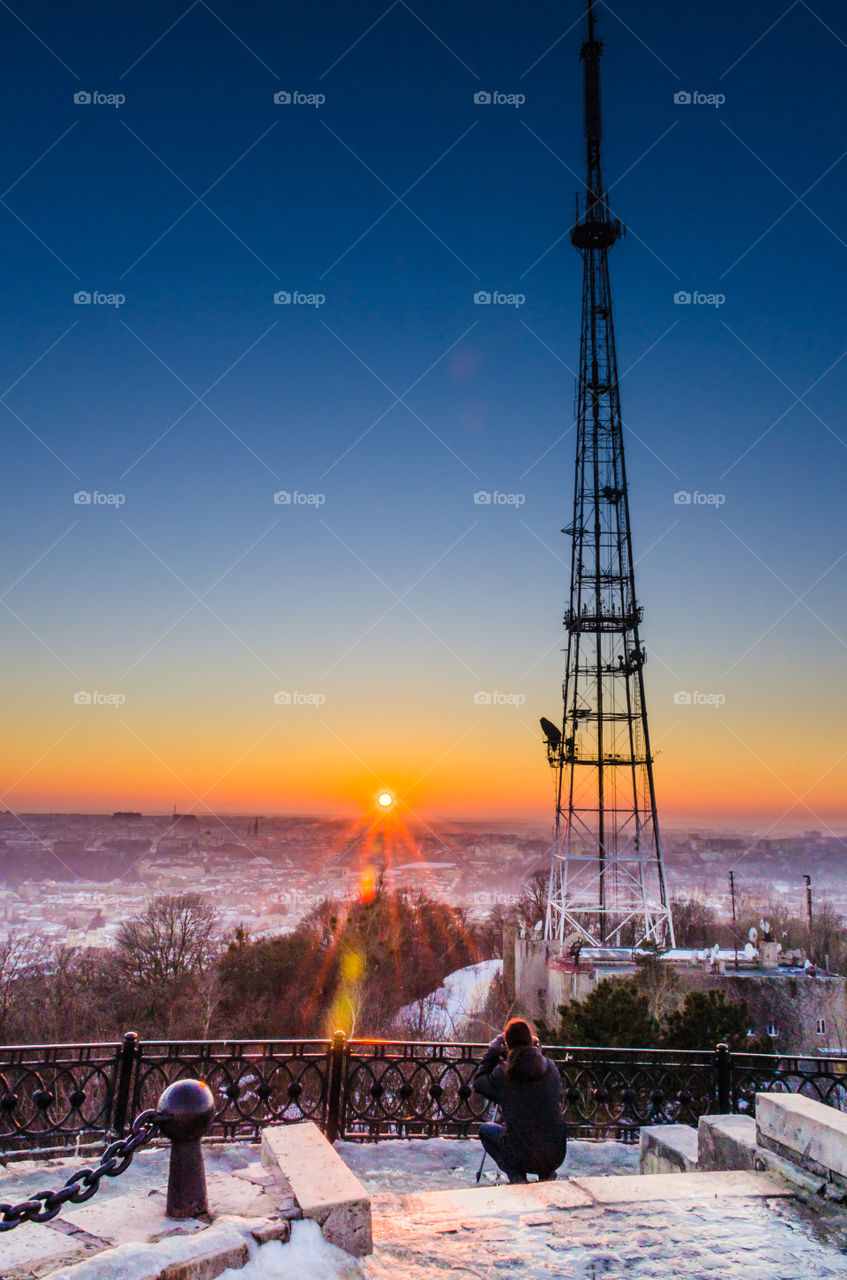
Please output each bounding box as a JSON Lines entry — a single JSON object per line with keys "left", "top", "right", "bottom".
{"left": 0, "top": 876, "right": 841, "bottom": 1049}
{"left": 0, "top": 882, "right": 485, "bottom": 1045}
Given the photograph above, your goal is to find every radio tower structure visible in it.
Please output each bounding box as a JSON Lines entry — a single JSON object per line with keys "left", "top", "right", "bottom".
{"left": 540, "top": 0, "right": 674, "bottom": 950}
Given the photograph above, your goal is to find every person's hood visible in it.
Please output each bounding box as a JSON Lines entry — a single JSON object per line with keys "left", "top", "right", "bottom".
{"left": 505, "top": 1044, "right": 547, "bottom": 1081}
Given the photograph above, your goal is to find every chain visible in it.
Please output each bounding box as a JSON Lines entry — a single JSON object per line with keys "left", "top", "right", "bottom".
{"left": 0, "top": 1109, "right": 160, "bottom": 1232}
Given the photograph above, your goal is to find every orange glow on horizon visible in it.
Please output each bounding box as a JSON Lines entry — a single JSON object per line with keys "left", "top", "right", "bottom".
{"left": 0, "top": 706, "right": 844, "bottom": 830}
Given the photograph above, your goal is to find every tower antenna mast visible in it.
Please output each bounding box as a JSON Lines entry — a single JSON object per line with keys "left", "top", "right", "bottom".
{"left": 540, "top": 0, "right": 675, "bottom": 950}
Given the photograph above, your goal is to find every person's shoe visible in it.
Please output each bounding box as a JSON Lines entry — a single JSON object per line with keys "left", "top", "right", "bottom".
{"left": 537, "top": 1171, "right": 558, "bottom": 1182}
{"left": 506, "top": 1172, "right": 528, "bottom": 1184}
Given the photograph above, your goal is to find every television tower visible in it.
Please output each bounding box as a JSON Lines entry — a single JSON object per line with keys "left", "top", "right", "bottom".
{"left": 540, "top": 0, "right": 674, "bottom": 950}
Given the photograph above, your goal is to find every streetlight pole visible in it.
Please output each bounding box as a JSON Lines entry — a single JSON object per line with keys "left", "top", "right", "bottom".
{"left": 729, "top": 870, "right": 738, "bottom": 971}
{"left": 804, "top": 874, "right": 814, "bottom": 964}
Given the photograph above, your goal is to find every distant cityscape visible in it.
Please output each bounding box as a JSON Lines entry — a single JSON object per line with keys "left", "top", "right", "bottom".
{"left": 0, "top": 810, "right": 844, "bottom": 951}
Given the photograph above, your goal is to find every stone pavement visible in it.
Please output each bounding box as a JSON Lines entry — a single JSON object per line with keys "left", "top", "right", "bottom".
{"left": 362, "top": 1171, "right": 847, "bottom": 1279}
{"left": 0, "top": 1143, "right": 297, "bottom": 1279}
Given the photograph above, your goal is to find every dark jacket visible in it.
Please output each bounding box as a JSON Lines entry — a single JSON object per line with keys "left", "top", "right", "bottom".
{"left": 472, "top": 1043, "right": 568, "bottom": 1175}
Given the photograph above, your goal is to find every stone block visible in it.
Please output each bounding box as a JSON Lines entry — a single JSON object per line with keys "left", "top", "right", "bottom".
{"left": 261, "top": 1122, "right": 372, "bottom": 1257}
{"left": 157, "top": 1239, "right": 249, "bottom": 1280}
{"left": 571, "top": 1170, "right": 792, "bottom": 1203}
{"left": 638, "top": 1124, "right": 698, "bottom": 1175}
{"left": 250, "top": 1218, "right": 292, "bottom": 1246}
{"left": 756, "top": 1092, "right": 847, "bottom": 1180}
{"left": 697, "top": 1113, "right": 758, "bottom": 1171}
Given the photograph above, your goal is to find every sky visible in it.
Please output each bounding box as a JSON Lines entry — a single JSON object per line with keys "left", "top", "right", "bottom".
{"left": 0, "top": 0, "right": 845, "bottom": 833}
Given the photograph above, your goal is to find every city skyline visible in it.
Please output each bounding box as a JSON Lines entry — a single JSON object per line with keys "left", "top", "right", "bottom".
{"left": 1, "top": 0, "right": 846, "bottom": 830}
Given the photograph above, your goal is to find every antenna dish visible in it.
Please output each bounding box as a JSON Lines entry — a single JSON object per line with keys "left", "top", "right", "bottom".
{"left": 540, "top": 717, "right": 561, "bottom": 747}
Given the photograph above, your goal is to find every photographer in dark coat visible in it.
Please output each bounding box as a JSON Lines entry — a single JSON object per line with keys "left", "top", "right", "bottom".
{"left": 472, "top": 1017, "right": 567, "bottom": 1183}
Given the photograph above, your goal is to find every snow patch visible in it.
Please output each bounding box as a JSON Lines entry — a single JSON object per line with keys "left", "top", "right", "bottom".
{"left": 395, "top": 958, "right": 502, "bottom": 1037}
{"left": 217, "top": 1220, "right": 362, "bottom": 1279}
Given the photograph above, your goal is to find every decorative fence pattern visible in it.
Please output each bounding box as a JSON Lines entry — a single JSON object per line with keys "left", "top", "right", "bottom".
{"left": 1, "top": 1032, "right": 845, "bottom": 1155}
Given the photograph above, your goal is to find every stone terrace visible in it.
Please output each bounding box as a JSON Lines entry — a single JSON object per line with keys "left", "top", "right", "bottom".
{"left": 362, "top": 1171, "right": 847, "bottom": 1280}
{"left": 6, "top": 1140, "right": 847, "bottom": 1279}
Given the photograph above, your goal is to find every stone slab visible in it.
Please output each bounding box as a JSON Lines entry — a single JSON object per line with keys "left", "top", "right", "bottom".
{"left": 639, "top": 1123, "right": 698, "bottom": 1174}
{"left": 571, "top": 1169, "right": 793, "bottom": 1204}
{"left": 261, "top": 1122, "right": 372, "bottom": 1257}
{"left": 1, "top": 1220, "right": 95, "bottom": 1278}
{"left": 756, "top": 1091, "right": 847, "bottom": 1180}
{"left": 698, "top": 1112, "right": 758, "bottom": 1172}
{"left": 40, "top": 1223, "right": 251, "bottom": 1280}
{"left": 53, "top": 1190, "right": 198, "bottom": 1248}
{"left": 395, "top": 1179, "right": 593, "bottom": 1221}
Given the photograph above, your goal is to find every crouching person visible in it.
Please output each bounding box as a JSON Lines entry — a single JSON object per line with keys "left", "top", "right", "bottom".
{"left": 472, "top": 1017, "right": 567, "bottom": 1184}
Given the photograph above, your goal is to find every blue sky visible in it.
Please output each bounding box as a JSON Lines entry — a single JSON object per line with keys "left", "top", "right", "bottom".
{"left": 1, "top": 0, "right": 845, "bottom": 826}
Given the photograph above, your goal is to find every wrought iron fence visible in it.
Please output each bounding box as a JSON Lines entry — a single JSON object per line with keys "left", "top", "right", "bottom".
{"left": 1, "top": 1033, "right": 845, "bottom": 1155}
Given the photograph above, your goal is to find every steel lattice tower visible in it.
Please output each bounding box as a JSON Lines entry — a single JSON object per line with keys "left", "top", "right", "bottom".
{"left": 541, "top": 0, "right": 674, "bottom": 950}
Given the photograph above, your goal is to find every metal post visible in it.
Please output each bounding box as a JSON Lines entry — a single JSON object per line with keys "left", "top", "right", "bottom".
{"left": 715, "top": 1042, "right": 731, "bottom": 1114}
{"left": 111, "top": 1031, "right": 139, "bottom": 1136}
{"left": 156, "top": 1080, "right": 216, "bottom": 1219}
{"left": 728, "top": 872, "right": 738, "bottom": 971}
{"left": 325, "top": 1030, "right": 346, "bottom": 1145}
{"left": 804, "top": 874, "right": 814, "bottom": 963}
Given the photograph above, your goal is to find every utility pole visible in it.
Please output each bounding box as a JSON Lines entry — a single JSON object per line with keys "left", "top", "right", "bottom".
{"left": 804, "top": 874, "right": 814, "bottom": 963}
{"left": 728, "top": 870, "right": 738, "bottom": 971}
{"left": 540, "top": 0, "right": 673, "bottom": 951}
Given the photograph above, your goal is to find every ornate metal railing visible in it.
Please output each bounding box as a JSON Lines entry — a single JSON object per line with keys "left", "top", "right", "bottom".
{"left": 1, "top": 1033, "right": 845, "bottom": 1154}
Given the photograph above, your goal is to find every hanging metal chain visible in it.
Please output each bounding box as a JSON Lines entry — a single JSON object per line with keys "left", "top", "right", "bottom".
{"left": 0, "top": 1108, "right": 160, "bottom": 1232}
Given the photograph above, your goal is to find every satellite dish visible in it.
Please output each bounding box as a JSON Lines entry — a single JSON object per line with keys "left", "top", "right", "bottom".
{"left": 709, "top": 944, "right": 720, "bottom": 964}
{"left": 749, "top": 927, "right": 758, "bottom": 943}
{"left": 540, "top": 717, "right": 561, "bottom": 747}
{"left": 743, "top": 942, "right": 756, "bottom": 960}
{"left": 532, "top": 920, "right": 543, "bottom": 935}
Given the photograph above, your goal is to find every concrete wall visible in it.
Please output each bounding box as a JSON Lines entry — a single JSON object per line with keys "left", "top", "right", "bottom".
{"left": 514, "top": 938, "right": 615, "bottom": 1025}
{"left": 514, "top": 937, "right": 558, "bottom": 1021}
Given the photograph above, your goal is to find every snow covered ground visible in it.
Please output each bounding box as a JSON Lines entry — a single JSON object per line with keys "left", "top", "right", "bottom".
{"left": 336, "top": 1136, "right": 639, "bottom": 1195}
{"left": 395, "top": 958, "right": 502, "bottom": 1037}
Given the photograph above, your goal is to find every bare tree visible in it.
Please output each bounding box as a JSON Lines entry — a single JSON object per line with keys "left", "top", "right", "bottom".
{"left": 0, "top": 929, "right": 48, "bottom": 1041}
{"left": 116, "top": 893, "right": 220, "bottom": 988}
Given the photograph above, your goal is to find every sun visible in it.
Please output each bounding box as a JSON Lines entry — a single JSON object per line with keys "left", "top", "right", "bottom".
{"left": 376, "top": 790, "right": 395, "bottom": 810}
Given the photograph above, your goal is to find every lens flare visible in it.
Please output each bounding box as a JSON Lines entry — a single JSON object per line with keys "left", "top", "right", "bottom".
{"left": 376, "top": 790, "right": 395, "bottom": 810}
